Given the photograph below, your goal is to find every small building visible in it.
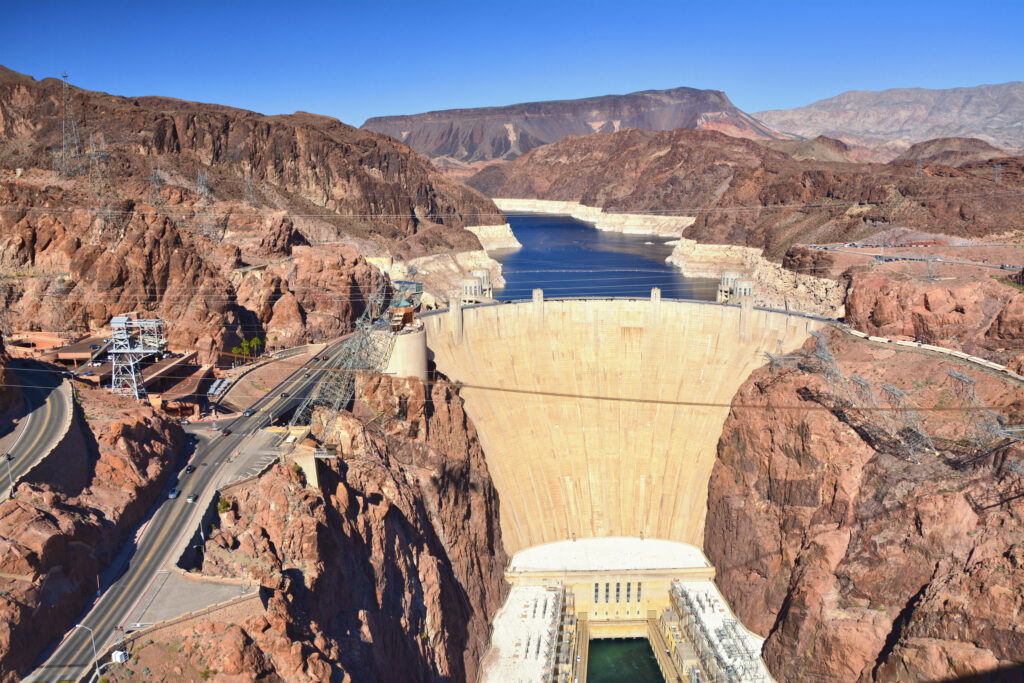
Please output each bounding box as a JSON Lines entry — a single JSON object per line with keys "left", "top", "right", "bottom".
{"left": 470, "top": 269, "right": 493, "bottom": 298}
{"left": 716, "top": 272, "right": 754, "bottom": 304}
{"left": 461, "top": 276, "right": 484, "bottom": 304}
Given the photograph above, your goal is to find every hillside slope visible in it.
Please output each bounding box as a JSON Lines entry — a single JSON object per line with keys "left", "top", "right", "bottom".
{"left": 0, "top": 65, "right": 503, "bottom": 357}
{"left": 756, "top": 83, "right": 1024, "bottom": 159}
{"left": 469, "top": 127, "right": 1024, "bottom": 258}
{"left": 362, "top": 86, "right": 787, "bottom": 171}
{"left": 891, "top": 137, "right": 1009, "bottom": 167}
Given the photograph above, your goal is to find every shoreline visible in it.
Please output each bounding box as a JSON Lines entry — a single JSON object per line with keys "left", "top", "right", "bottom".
{"left": 466, "top": 222, "right": 523, "bottom": 250}
{"left": 492, "top": 198, "right": 695, "bottom": 238}
{"left": 668, "top": 238, "right": 845, "bottom": 318}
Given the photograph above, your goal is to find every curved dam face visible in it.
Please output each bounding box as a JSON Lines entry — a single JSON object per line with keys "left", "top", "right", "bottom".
{"left": 425, "top": 295, "right": 823, "bottom": 554}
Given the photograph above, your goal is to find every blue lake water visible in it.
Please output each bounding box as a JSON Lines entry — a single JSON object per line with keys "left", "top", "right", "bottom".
{"left": 492, "top": 214, "right": 717, "bottom": 301}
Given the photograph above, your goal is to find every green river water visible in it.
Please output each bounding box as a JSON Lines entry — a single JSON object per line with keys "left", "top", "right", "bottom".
{"left": 586, "top": 638, "right": 664, "bottom": 683}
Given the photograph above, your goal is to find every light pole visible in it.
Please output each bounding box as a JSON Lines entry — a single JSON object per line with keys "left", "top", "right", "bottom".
{"left": 75, "top": 624, "right": 99, "bottom": 679}
{"left": 3, "top": 453, "right": 13, "bottom": 491}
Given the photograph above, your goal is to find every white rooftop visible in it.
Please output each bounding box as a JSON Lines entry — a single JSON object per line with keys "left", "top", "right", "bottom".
{"left": 509, "top": 537, "right": 710, "bottom": 573}
{"left": 480, "top": 585, "right": 563, "bottom": 683}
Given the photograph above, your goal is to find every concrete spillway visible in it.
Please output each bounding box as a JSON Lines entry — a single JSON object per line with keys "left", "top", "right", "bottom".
{"left": 426, "top": 294, "right": 824, "bottom": 554}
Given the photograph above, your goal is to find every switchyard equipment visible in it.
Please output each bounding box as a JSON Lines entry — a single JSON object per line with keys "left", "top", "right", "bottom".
{"left": 109, "top": 316, "right": 166, "bottom": 399}
{"left": 289, "top": 280, "right": 394, "bottom": 432}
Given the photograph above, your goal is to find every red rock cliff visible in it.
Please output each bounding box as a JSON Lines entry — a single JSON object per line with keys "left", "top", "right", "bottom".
{"left": 704, "top": 332, "right": 1024, "bottom": 682}
{"left": 0, "top": 397, "right": 184, "bottom": 681}
{"left": 115, "top": 375, "right": 508, "bottom": 682}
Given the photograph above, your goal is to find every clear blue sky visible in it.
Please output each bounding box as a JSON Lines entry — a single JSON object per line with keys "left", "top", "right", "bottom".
{"left": 2, "top": 0, "right": 1021, "bottom": 126}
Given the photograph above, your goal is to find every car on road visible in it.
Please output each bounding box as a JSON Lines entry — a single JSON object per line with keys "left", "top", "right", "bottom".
{"left": 184, "top": 465, "right": 196, "bottom": 474}
{"left": 221, "top": 428, "right": 232, "bottom": 437}
{"left": 168, "top": 488, "right": 180, "bottom": 499}
{"left": 83, "top": 370, "right": 94, "bottom": 377}
{"left": 89, "top": 344, "right": 100, "bottom": 350}
{"left": 186, "top": 494, "right": 198, "bottom": 503}
{"left": 280, "top": 392, "right": 289, "bottom": 398}
{"left": 242, "top": 409, "right": 254, "bottom": 417}
{"left": 304, "top": 372, "right": 311, "bottom": 377}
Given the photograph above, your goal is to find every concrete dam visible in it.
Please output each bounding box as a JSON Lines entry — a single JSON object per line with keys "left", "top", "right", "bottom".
{"left": 425, "top": 292, "right": 825, "bottom": 554}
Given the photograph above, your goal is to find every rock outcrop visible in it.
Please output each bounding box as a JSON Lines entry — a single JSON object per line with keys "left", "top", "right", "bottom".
{"left": 892, "top": 137, "right": 1010, "bottom": 167}
{"left": 362, "top": 85, "right": 787, "bottom": 170}
{"left": 0, "top": 336, "right": 22, "bottom": 416}
{"left": 464, "top": 223, "right": 522, "bottom": 250}
{"left": 0, "top": 400, "right": 184, "bottom": 681}
{"left": 116, "top": 375, "right": 507, "bottom": 682}
{"left": 844, "top": 270, "right": 1024, "bottom": 361}
{"left": 667, "top": 238, "right": 845, "bottom": 316}
{"left": 705, "top": 331, "right": 1024, "bottom": 682}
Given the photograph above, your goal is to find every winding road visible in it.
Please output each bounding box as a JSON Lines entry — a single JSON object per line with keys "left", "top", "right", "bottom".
{"left": 24, "top": 338, "right": 352, "bottom": 683}
{"left": 1, "top": 363, "right": 71, "bottom": 500}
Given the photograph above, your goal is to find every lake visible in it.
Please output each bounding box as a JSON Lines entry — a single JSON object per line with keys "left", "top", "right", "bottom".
{"left": 492, "top": 213, "right": 716, "bottom": 301}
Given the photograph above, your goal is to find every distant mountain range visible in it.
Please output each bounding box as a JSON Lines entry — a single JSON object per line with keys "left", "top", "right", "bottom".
{"left": 756, "top": 83, "right": 1024, "bottom": 158}
{"left": 362, "top": 87, "right": 789, "bottom": 177}
{"left": 363, "top": 82, "right": 1024, "bottom": 174}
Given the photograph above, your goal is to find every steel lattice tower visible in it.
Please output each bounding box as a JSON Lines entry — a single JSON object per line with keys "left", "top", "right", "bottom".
{"left": 289, "top": 280, "right": 394, "bottom": 431}
{"left": 109, "top": 316, "right": 165, "bottom": 399}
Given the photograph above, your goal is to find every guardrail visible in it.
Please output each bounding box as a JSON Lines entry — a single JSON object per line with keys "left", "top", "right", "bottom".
{"left": 836, "top": 326, "right": 1024, "bottom": 382}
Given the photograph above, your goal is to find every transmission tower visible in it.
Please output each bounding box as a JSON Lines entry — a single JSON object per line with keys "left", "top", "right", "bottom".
{"left": 193, "top": 170, "right": 220, "bottom": 240}
{"left": 243, "top": 172, "right": 259, "bottom": 207}
{"left": 148, "top": 161, "right": 166, "bottom": 204}
{"left": 110, "top": 316, "right": 165, "bottom": 399}
{"left": 289, "top": 280, "right": 394, "bottom": 433}
{"left": 945, "top": 368, "right": 1004, "bottom": 447}
{"left": 881, "top": 382, "right": 937, "bottom": 458}
{"left": 53, "top": 72, "right": 84, "bottom": 177}
{"left": 994, "top": 163, "right": 1002, "bottom": 185}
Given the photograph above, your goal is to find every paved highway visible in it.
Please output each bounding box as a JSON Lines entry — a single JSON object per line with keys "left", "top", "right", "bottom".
{"left": 809, "top": 244, "right": 1020, "bottom": 272}
{"left": 2, "top": 364, "right": 71, "bottom": 500}
{"left": 25, "top": 339, "right": 350, "bottom": 683}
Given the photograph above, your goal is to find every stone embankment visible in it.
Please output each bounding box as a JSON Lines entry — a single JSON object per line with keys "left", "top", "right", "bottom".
{"left": 493, "top": 198, "right": 695, "bottom": 238}
{"left": 668, "top": 238, "right": 845, "bottom": 317}
{"left": 465, "top": 223, "right": 523, "bottom": 250}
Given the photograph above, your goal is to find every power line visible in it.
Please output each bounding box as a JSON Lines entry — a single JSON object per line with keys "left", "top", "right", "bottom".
{"left": 0, "top": 188, "right": 1021, "bottom": 220}
{"left": 2, "top": 364, "right": 1016, "bottom": 414}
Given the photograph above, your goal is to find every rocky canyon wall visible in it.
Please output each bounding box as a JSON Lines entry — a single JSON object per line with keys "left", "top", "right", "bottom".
{"left": 0, "top": 65, "right": 510, "bottom": 357}
{"left": 0, "top": 396, "right": 184, "bottom": 681}
{"left": 704, "top": 331, "right": 1024, "bottom": 682}
{"left": 111, "top": 375, "right": 508, "bottom": 682}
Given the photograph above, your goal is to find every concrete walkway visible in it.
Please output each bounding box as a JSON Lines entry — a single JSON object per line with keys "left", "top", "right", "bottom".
{"left": 122, "top": 572, "right": 252, "bottom": 629}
